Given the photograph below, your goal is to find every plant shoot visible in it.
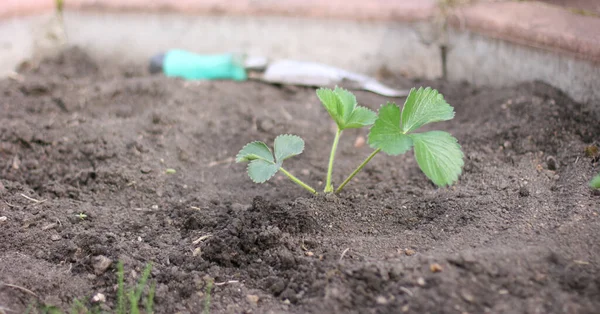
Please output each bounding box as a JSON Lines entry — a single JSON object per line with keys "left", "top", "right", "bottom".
{"left": 237, "top": 87, "right": 464, "bottom": 195}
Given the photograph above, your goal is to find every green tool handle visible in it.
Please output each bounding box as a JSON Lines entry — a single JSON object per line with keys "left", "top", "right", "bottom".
{"left": 163, "top": 50, "right": 247, "bottom": 81}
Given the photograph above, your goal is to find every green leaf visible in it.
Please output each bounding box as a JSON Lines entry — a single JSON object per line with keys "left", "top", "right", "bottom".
{"left": 237, "top": 135, "right": 306, "bottom": 184}
{"left": 247, "top": 159, "right": 279, "bottom": 183}
{"left": 409, "top": 131, "right": 464, "bottom": 187}
{"left": 274, "top": 134, "right": 304, "bottom": 162}
{"left": 236, "top": 141, "right": 274, "bottom": 163}
{"left": 345, "top": 106, "right": 377, "bottom": 129}
{"left": 333, "top": 86, "right": 357, "bottom": 122}
{"left": 401, "top": 87, "right": 454, "bottom": 133}
{"left": 316, "top": 87, "right": 375, "bottom": 130}
{"left": 590, "top": 173, "right": 600, "bottom": 189}
{"left": 368, "top": 102, "right": 414, "bottom": 155}
{"left": 316, "top": 88, "right": 345, "bottom": 127}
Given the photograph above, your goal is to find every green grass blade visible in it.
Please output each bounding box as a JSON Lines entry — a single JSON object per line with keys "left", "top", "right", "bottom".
{"left": 116, "top": 261, "right": 126, "bottom": 314}
{"left": 145, "top": 281, "right": 156, "bottom": 314}
{"left": 590, "top": 173, "right": 600, "bottom": 188}
{"left": 203, "top": 280, "right": 213, "bottom": 314}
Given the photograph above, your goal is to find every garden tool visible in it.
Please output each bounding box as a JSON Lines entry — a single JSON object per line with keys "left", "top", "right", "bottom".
{"left": 149, "top": 50, "right": 407, "bottom": 97}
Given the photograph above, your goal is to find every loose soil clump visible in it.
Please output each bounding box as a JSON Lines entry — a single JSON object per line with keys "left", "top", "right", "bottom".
{"left": 1, "top": 48, "right": 599, "bottom": 313}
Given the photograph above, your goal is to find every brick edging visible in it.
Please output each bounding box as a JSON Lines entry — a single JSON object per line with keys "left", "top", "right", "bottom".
{"left": 1, "top": 0, "right": 600, "bottom": 65}
{"left": 448, "top": 1, "right": 600, "bottom": 64}
{"left": 63, "top": 0, "right": 437, "bottom": 23}
{"left": 0, "top": 0, "right": 53, "bottom": 19}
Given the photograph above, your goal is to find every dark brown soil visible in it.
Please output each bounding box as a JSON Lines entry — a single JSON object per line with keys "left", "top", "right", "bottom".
{"left": 1, "top": 48, "right": 599, "bottom": 314}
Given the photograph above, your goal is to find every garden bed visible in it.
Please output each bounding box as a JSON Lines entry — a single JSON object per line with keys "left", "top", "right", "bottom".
{"left": 1, "top": 48, "right": 599, "bottom": 313}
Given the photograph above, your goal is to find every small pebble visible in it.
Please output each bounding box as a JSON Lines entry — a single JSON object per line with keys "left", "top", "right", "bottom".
{"left": 430, "top": 263, "right": 443, "bottom": 273}
{"left": 92, "top": 293, "right": 106, "bottom": 303}
{"left": 461, "top": 290, "right": 475, "bottom": 303}
{"left": 304, "top": 251, "right": 314, "bottom": 257}
{"left": 0, "top": 216, "right": 7, "bottom": 222}
{"left": 354, "top": 136, "right": 366, "bottom": 148}
{"left": 50, "top": 234, "right": 61, "bottom": 241}
{"left": 92, "top": 255, "right": 112, "bottom": 275}
{"left": 417, "top": 277, "right": 426, "bottom": 286}
{"left": 246, "top": 294, "right": 259, "bottom": 306}
{"left": 193, "top": 247, "right": 202, "bottom": 257}
{"left": 140, "top": 166, "right": 152, "bottom": 174}
{"left": 376, "top": 296, "right": 388, "bottom": 305}
{"left": 42, "top": 223, "right": 57, "bottom": 231}
{"left": 404, "top": 248, "right": 416, "bottom": 256}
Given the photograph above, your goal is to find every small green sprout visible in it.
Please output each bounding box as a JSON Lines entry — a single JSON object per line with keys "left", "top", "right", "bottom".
{"left": 165, "top": 168, "right": 177, "bottom": 174}
{"left": 237, "top": 87, "right": 464, "bottom": 194}
{"left": 75, "top": 212, "right": 87, "bottom": 220}
{"left": 591, "top": 173, "right": 600, "bottom": 189}
{"left": 236, "top": 134, "right": 317, "bottom": 194}
{"left": 316, "top": 87, "right": 377, "bottom": 192}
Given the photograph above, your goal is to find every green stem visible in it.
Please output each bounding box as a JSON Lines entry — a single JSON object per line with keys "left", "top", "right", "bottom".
{"left": 335, "top": 148, "right": 381, "bottom": 193}
{"left": 325, "top": 128, "right": 342, "bottom": 193}
{"left": 279, "top": 167, "right": 317, "bottom": 195}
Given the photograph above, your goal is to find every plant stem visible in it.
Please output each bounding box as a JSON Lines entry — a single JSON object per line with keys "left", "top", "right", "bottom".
{"left": 335, "top": 148, "right": 381, "bottom": 193}
{"left": 325, "top": 128, "right": 342, "bottom": 193}
{"left": 279, "top": 167, "right": 317, "bottom": 195}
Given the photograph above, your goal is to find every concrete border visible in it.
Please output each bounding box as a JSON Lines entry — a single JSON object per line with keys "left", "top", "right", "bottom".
{"left": 0, "top": 0, "right": 599, "bottom": 104}
{"left": 61, "top": 10, "right": 443, "bottom": 79}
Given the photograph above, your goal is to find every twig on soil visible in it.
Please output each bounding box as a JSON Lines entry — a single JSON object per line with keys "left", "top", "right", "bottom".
{"left": 339, "top": 248, "right": 350, "bottom": 262}
{"left": 399, "top": 286, "right": 413, "bottom": 297}
{"left": 3, "top": 201, "right": 16, "bottom": 208}
{"left": 190, "top": 206, "right": 203, "bottom": 211}
{"left": 213, "top": 280, "right": 239, "bottom": 286}
{"left": 208, "top": 157, "right": 235, "bottom": 167}
{"left": 0, "top": 283, "right": 39, "bottom": 299}
{"left": 192, "top": 234, "right": 213, "bottom": 245}
{"left": 19, "top": 194, "right": 46, "bottom": 205}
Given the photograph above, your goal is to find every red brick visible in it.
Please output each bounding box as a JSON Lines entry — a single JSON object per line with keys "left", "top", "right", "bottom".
{"left": 63, "top": 0, "right": 437, "bottom": 22}
{"left": 0, "top": 0, "right": 53, "bottom": 19}
{"left": 449, "top": 1, "right": 600, "bottom": 63}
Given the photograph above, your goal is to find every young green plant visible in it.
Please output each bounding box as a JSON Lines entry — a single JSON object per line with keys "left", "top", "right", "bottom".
{"left": 316, "top": 87, "right": 377, "bottom": 192}
{"left": 591, "top": 173, "right": 600, "bottom": 189}
{"left": 337, "top": 87, "right": 463, "bottom": 192}
{"left": 236, "top": 134, "right": 317, "bottom": 194}
{"left": 236, "top": 87, "right": 464, "bottom": 194}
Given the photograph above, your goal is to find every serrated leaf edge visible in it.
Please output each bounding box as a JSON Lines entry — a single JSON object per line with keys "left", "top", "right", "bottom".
{"left": 409, "top": 131, "right": 464, "bottom": 187}
{"left": 246, "top": 159, "right": 278, "bottom": 183}
{"left": 274, "top": 134, "right": 305, "bottom": 164}
{"left": 236, "top": 141, "right": 273, "bottom": 163}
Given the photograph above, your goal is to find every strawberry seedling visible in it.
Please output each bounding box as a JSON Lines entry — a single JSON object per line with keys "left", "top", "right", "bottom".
{"left": 591, "top": 173, "right": 600, "bottom": 189}
{"left": 236, "top": 134, "right": 317, "bottom": 194}
{"left": 316, "top": 87, "right": 377, "bottom": 192}
{"left": 237, "top": 87, "right": 464, "bottom": 194}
